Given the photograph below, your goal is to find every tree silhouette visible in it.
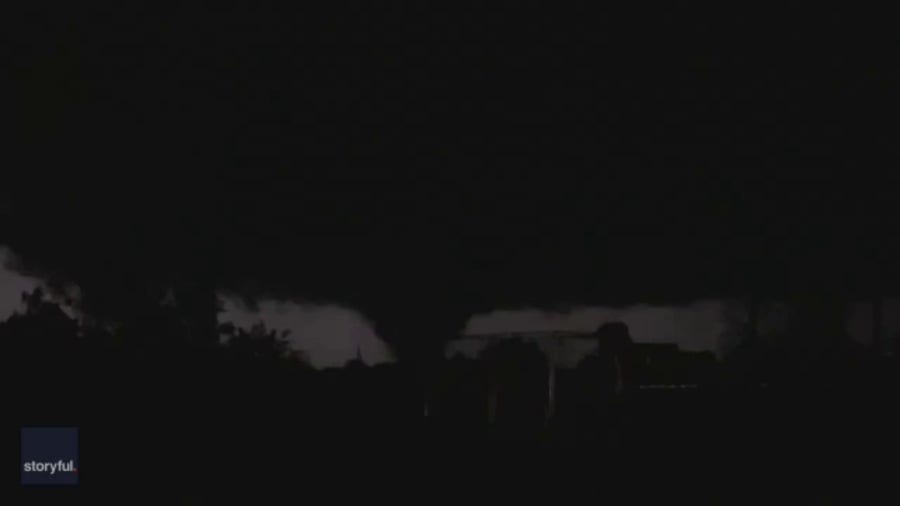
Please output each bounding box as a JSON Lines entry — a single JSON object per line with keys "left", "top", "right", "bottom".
{"left": 220, "top": 320, "right": 308, "bottom": 364}
{"left": 1, "top": 287, "right": 79, "bottom": 351}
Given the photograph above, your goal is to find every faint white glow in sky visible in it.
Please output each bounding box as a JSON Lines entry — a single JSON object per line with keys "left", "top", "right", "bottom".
{"left": 2, "top": 245, "right": 897, "bottom": 366}
{"left": 219, "top": 296, "right": 395, "bottom": 369}
{"left": 453, "top": 301, "right": 727, "bottom": 366}
{"left": 0, "top": 247, "right": 43, "bottom": 316}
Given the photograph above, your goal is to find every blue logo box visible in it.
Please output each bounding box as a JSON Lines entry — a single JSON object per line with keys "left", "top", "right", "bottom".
{"left": 21, "top": 427, "right": 79, "bottom": 486}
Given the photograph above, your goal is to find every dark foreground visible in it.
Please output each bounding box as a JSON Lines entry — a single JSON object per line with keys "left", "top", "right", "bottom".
{"left": 7, "top": 344, "right": 900, "bottom": 503}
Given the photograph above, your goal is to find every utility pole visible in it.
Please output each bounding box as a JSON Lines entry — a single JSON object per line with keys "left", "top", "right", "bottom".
{"left": 545, "top": 336, "right": 562, "bottom": 426}
{"left": 873, "top": 294, "right": 884, "bottom": 356}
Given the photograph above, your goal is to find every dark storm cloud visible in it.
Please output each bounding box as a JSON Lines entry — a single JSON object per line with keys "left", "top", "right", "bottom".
{"left": 3, "top": 4, "right": 900, "bottom": 356}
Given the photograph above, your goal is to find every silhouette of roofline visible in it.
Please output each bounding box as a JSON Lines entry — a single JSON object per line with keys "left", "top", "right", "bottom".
{"left": 456, "top": 331, "right": 596, "bottom": 341}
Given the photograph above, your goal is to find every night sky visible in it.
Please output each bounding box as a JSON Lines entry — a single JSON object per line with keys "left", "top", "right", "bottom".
{"left": 3, "top": 6, "right": 900, "bottom": 356}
